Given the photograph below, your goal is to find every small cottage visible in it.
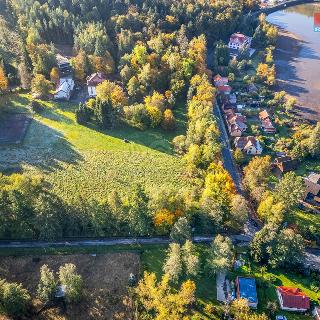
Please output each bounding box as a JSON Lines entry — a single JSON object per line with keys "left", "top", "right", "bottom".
{"left": 54, "top": 78, "right": 74, "bottom": 101}
{"left": 277, "top": 287, "right": 310, "bottom": 312}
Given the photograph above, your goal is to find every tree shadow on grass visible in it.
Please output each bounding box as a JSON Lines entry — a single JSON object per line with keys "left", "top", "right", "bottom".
{"left": 85, "top": 104, "right": 187, "bottom": 155}
{"left": 0, "top": 119, "right": 83, "bottom": 173}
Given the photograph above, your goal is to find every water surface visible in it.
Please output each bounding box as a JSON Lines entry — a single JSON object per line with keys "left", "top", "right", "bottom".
{"left": 267, "top": 4, "right": 320, "bottom": 120}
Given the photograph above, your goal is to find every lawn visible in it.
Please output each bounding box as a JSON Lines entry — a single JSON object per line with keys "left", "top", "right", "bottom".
{"left": 232, "top": 260, "right": 318, "bottom": 320}
{"left": 0, "top": 94, "right": 187, "bottom": 202}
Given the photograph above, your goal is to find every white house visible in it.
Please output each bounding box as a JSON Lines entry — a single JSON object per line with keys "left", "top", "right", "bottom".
{"left": 228, "top": 33, "right": 252, "bottom": 51}
{"left": 234, "top": 136, "right": 262, "bottom": 155}
{"left": 54, "top": 78, "right": 74, "bottom": 101}
{"left": 87, "top": 73, "right": 106, "bottom": 98}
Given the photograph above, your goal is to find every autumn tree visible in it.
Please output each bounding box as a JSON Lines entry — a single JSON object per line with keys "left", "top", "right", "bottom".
{"left": 58, "top": 263, "right": 83, "bottom": 303}
{"left": 31, "top": 74, "right": 53, "bottom": 99}
{"left": 71, "top": 50, "right": 91, "bottom": 81}
{"left": 0, "top": 66, "right": 9, "bottom": 92}
{"left": 0, "top": 279, "right": 31, "bottom": 318}
{"left": 50, "top": 67, "right": 59, "bottom": 84}
{"left": 308, "top": 122, "right": 320, "bottom": 158}
{"left": 135, "top": 272, "right": 196, "bottom": 319}
{"left": 96, "top": 80, "right": 128, "bottom": 108}
{"left": 161, "top": 109, "right": 176, "bottom": 131}
{"left": 274, "top": 172, "right": 305, "bottom": 212}
{"left": 37, "top": 264, "right": 57, "bottom": 302}
{"left": 206, "top": 235, "right": 234, "bottom": 275}
{"left": 170, "top": 217, "right": 192, "bottom": 243}
{"left": 163, "top": 243, "right": 183, "bottom": 282}
{"left": 243, "top": 156, "right": 272, "bottom": 202}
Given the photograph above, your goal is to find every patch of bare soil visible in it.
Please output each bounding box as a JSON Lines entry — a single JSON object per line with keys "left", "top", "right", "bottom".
{"left": 0, "top": 253, "right": 140, "bottom": 320}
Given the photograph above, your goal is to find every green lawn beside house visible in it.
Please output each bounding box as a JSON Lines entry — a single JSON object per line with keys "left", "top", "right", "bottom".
{"left": 0, "top": 93, "right": 187, "bottom": 203}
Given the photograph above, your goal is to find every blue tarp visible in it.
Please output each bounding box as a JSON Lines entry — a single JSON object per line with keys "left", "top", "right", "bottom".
{"left": 237, "top": 277, "right": 258, "bottom": 303}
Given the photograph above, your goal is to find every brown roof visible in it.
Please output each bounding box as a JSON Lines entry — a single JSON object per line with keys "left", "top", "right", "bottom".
{"left": 308, "top": 173, "right": 320, "bottom": 185}
{"left": 87, "top": 73, "right": 106, "bottom": 86}
{"left": 304, "top": 177, "right": 320, "bottom": 197}
{"left": 235, "top": 136, "right": 258, "bottom": 149}
{"left": 274, "top": 156, "right": 298, "bottom": 173}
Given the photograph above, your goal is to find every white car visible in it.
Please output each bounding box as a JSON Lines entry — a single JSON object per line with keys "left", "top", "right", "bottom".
{"left": 276, "top": 316, "right": 287, "bottom": 320}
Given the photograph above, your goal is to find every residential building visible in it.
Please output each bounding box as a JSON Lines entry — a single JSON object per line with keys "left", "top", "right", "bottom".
{"left": 273, "top": 156, "right": 298, "bottom": 173}
{"left": 225, "top": 110, "right": 247, "bottom": 137}
{"left": 234, "top": 136, "right": 263, "bottom": 155}
{"left": 259, "top": 110, "right": 276, "bottom": 133}
{"left": 87, "top": 72, "right": 107, "bottom": 98}
{"left": 236, "top": 277, "right": 258, "bottom": 308}
{"left": 303, "top": 173, "right": 320, "bottom": 205}
{"left": 54, "top": 78, "right": 74, "bottom": 101}
{"left": 217, "top": 85, "right": 232, "bottom": 95}
{"left": 213, "top": 74, "right": 229, "bottom": 87}
{"left": 277, "top": 287, "right": 310, "bottom": 312}
{"left": 228, "top": 33, "right": 252, "bottom": 51}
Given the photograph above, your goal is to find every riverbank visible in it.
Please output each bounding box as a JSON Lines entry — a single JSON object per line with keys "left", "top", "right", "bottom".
{"left": 268, "top": 5, "right": 320, "bottom": 122}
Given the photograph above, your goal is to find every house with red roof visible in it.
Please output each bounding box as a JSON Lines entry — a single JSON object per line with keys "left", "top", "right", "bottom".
{"left": 213, "top": 74, "right": 229, "bottom": 87}
{"left": 259, "top": 110, "right": 276, "bottom": 133}
{"left": 228, "top": 33, "right": 252, "bottom": 51}
{"left": 277, "top": 287, "right": 310, "bottom": 312}
{"left": 217, "top": 85, "right": 232, "bottom": 95}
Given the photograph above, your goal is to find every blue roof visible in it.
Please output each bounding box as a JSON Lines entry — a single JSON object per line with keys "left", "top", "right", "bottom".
{"left": 237, "top": 277, "right": 258, "bottom": 303}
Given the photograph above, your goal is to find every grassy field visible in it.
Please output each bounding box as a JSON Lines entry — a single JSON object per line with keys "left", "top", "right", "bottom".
{"left": 0, "top": 94, "right": 187, "bottom": 202}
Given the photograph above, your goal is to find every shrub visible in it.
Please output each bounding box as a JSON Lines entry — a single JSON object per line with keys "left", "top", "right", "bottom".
{"left": 161, "top": 109, "right": 176, "bottom": 131}
{"left": 28, "top": 100, "right": 44, "bottom": 113}
{"left": 76, "top": 103, "right": 92, "bottom": 124}
{"left": 0, "top": 279, "right": 31, "bottom": 318}
{"left": 124, "top": 104, "right": 150, "bottom": 129}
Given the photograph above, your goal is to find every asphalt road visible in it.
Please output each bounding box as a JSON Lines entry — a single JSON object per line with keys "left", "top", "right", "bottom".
{"left": 0, "top": 235, "right": 253, "bottom": 249}
{"left": 213, "top": 101, "right": 243, "bottom": 193}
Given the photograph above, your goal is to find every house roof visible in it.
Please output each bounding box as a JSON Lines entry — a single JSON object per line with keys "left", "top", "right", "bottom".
{"left": 87, "top": 72, "right": 106, "bottom": 86}
{"left": 230, "top": 33, "right": 250, "bottom": 44}
{"left": 277, "top": 287, "right": 310, "bottom": 310}
{"left": 274, "top": 156, "right": 297, "bottom": 172}
{"left": 237, "top": 277, "right": 258, "bottom": 304}
{"left": 235, "top": 136, "right": 259, "bottom": 149}
{"left": 308, "top": 173, "right": 320, "bottom": 185}
{"left": 259, "top": 110, "right": 270, "bottom": 120}
{"left": 217, "top": 85, "right": 232, "bottom": 93}
{"left": 261, "top": 118, "right": 275, "bottom": 131}
{"left": 304, "top": 176, "right": 320, "bottom": 197}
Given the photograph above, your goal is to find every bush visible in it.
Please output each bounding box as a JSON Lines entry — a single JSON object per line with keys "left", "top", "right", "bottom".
{"left": 124, "top": 104, "right": 150, "bottom": 129}
{"left": 76, "top": 103, "right": 92, "bottom": 124}
{"left": 0, "top": 279, "right": 31, "bottom": 318}
{"left": 28, "top": 100, "right": 44, "bottom": 113}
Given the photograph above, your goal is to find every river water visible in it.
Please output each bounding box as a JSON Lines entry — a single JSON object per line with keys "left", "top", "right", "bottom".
{"left": 267, "top": 3, "right": 320, "bottom": 121}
